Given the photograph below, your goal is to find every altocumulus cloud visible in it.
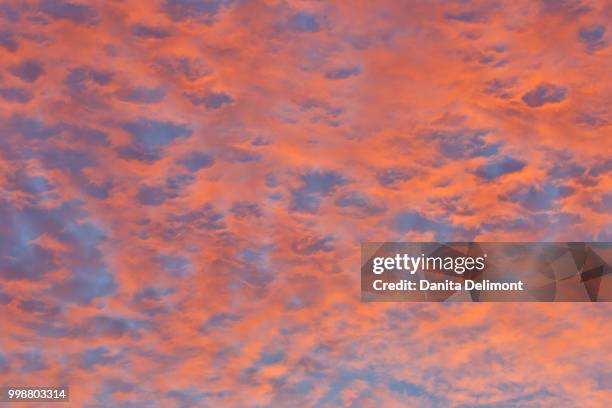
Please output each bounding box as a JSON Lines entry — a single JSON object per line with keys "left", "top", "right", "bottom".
{"left": 522, "top": 83, "right": 568, "bottom": 107}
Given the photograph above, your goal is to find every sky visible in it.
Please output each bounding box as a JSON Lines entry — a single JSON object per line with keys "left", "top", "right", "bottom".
{"left": 0, "top": 0, "right": 611, "bottom": 406}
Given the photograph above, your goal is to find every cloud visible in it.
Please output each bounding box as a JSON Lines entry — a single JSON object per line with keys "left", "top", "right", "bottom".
{"left": 230, "top": 201, "right": 262, "bottom": 218}
{"left": 81, "top": 347, "right": 121, "bottom": 369}
{"left": 116, "top": 86, "right": 165, "bottom": 104}
{"left": 186, "top": 91, "right": 233, "bottom": 109}
{"left": 42, "top": 148, "right": 97, "bottom": 174}
{"left": 131, "top": 24, "right": 172, "bottom": 39}
{"left": 325, "top": 66, "right": 361, "bottom": 80}
{"left": 167, "top": 204, "right": 225, "bottom": 231}
{"left": 65, "top": 66, "right": 113, "bottom": 91}
{"left": 178, "top": 152, "right": 215, "bottom": 171}
{"left": 199, "top": 312, "right": 241, "bottom": 333}
{"left": 483, "top": 212, "right": 582, "bottom": 235}
{"left": 220, "top": 146, "right": 260, "bottom": 162}
{"left": 122, "top": 119, "right": 192, "bottom": 150}
{"left": 0, "top": 288, "right": 12, "bottom": 305}
{"left": 484, "top": 77, "right": 517, "bottom": 99}
{"left": 0, "top": 31, "right": 18, "bottom": 51}
{"left": 0, "top": 202, "right": 58, "bottom": 280}
{"left": 576, "top": 112, "right": 609, "bottom": 128}
{"left": 289, "top": 12, "right": 320, "bottom": 33}
{"left": 155, "top": 57, "right": 210, "bottom": 81}
{"left": 137, "top": 184, "right": 176, "bottom": 206}
{"left": 39, "top": 0, "right": 98, "bottom": 25}
{"left": 578, "top": 24, "right": 607, "bottom": 53}
{"left": 474, "top": 156, "right": 526, "bottom": 180}
{"left": 10, "top": 59, "right": 45, "bottom": 83}
{"left": 155, "top": 254, "right": 191, "bottom": 277}
{"left": 424, "top": 128, "right": 501, "bottom": 159}
{"left": 7, "top": 115, "right": 58, "bottom": 140}
{"left": 547, "top": 162, "right": 585, "bottom": 180}
{"left": 377, "top": 167, "right": 414, "bottom": 187}
{"left": 500, "top": 183, "right": 575, "bottom": 211}
{"left": 133, "top": 287, "right": 175, "bottom": 303}
{"left": 292, "top": 235, "right": 335, "bottom": 255}
{"left": 298, "top": 170, "right": 347, "bottom": 195}
{"left": 289, "top": 170, "right": 348, "bottom": 213}
{"left": 162, "top": 0, "right": 229, "bottom": 23}
{"left": 586, "top": 193, "right": 612, "bottom": 213}
{"left": 522, "top": 83, "right": 568, "bottom": 107}
{"left": 541, "top": 0, "right": 592, "bottom": 18}
{"left": 80, "top": 315, "right": 151, "bottom": 338}
{"left": 166, "top": 388, "right": 218, "bottom": 406}
{"left": 335, "top": 191, "right": 385, "bottom": 215}
{"left": 0, "top": 87, "right": 33, "bottom": 103}
{"left": 393, "top": 211, "right": 444, "bottom": 233}
{"left": 588, "top": 159, "right": 612, "bottom": 177}
{"left": 445, "top": 10, "right": 488, "bottom": 24}
{"left": 388, "top": 379, "right": 427, "bottom": 396}
{"left": 19, "top": 351, "right": 47, "bottom": 372}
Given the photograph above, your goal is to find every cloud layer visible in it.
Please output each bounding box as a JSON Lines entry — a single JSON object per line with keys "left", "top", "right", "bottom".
{"left": 0, "top": 0, "right": 610, "bottom": 406}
